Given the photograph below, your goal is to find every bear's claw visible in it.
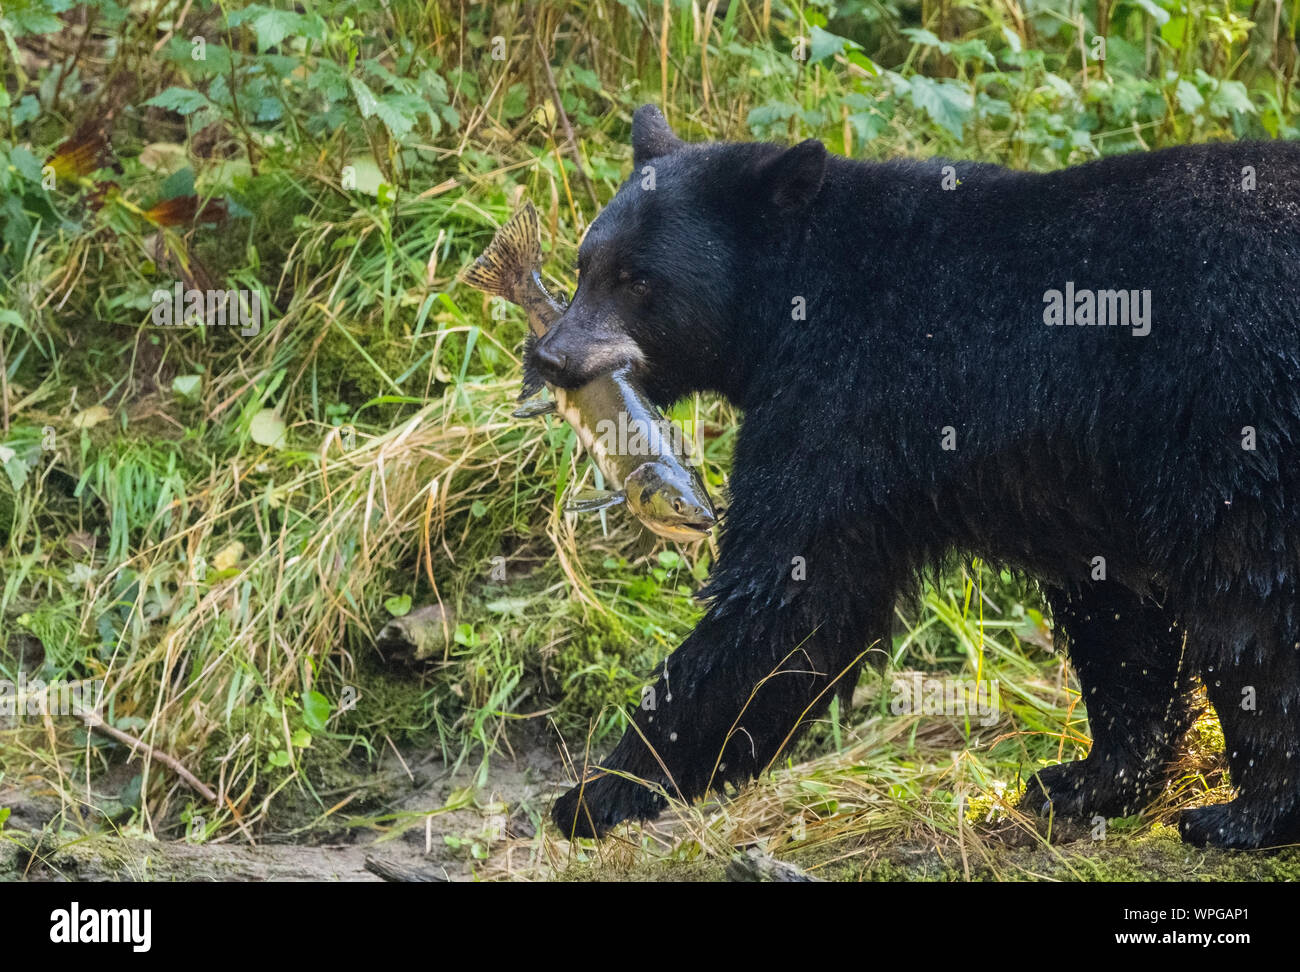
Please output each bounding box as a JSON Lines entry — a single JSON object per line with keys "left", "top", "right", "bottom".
{"left": 552, "top": 771, "right": 670, "bottom": 838}
{"left": 1020, "top": 758, "right": 1155, "bottom": 821}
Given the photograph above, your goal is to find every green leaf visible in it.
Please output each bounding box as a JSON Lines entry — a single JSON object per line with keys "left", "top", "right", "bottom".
{"left": 384, "top": 593, "right": 412, "bottom": 617}
{"left": 910, "top": 77, "right": 973, "bottom": 140}
{"left": 8, "top": 145, "right": 43, "bottom": 183}
{"left": 350, "top": 77, "right": 417, "bottom": 139}
{"left": 1, "top": 0, "right": 73, "bottom": 36}
{"left": 746, "top": 101, "right": 800, "bottom": 137}
{"left": 143, "top": 87, "right": 212, "bottom": 116}
{"left": 251, "top": 9, "right": 301, "bottom": 51}
{"left": 0, "top": 444, "right": 31, "bottom": 491}
{"left": 1129, "top": 0, "right": 1172, "bottom": 26}
{"left": 302, "top": 690, "right": 331, "bottom": 732}
{"left": 502, "top": 83, "right": 529, "bottom": 118}
{"left": 808, "top": 25, "right": 859, "bottom": 63}
{"left": 846, "top": 50, "right": 880, "bottom": 76}
{"left": 342, "top": 156, "right": 384, "bottom": 196}
{"left": 847, "top": 111, "right": 889, "bottom": 145}
{"left": 172, "top": 374, "right": 202, "bottom": 402}
{"left": 307, "top": 61, "right": 349, "bottom": 102}
{"left": 350, "top": 77, "right": 382, "bottom": 120}
{"left": 948, "top": 38, "right": 996, "bottom": 67}
{"left": 249, "top": 408, "right": 287, "bottom": 449}
{"left": 161, "top": 166, "right": 195, "bottom": 198}
{"left": 290, "top": 728, "right": 312, "bottom": 748}
{"left": 1161, "top": 16, "right": 1187, "bottom": 48}
{"left": 901, "top": 27, "right": 946, "bottom": 50}
{"left": 1043, "top": 73, "right": 1077, "bottom": 102}
{"left": 12, "top": 94, "right": 40, "bottom": 125}
{"left": 1209, "top": 80, "right": 1255, "bottom": 118}
{"left": 1175, "top": 80, "right": 1204, "bottom": 114}
{"left": 0, "top": 196, "right": 32, "bottom": 250}
{"left": 268, "top": 750, "right": 291, "bottom": 767}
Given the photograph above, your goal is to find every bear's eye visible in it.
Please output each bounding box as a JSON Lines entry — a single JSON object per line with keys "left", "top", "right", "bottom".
{"left": 629, "top": 280, "right": 649, "bottom": 298}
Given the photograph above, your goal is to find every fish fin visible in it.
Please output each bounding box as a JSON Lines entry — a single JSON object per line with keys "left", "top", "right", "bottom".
{"left": 565, "top": 489, "right": 626, "bottom": 514}
{"left": 512, "top": 397, "right": 556, "bottom": 419}
{"left": 459, "top": 201, "right": 542, "bottom": 299}
{"left": 519, "top": 332, "right": 547, "bottom": 400}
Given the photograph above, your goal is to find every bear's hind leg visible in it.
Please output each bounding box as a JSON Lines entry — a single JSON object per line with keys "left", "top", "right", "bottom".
{"left": 1180, "top": 627, "right": 1300, "bottom": 849}
{"left": 1021, "top": 585, "right": 1196, "bottom": 821}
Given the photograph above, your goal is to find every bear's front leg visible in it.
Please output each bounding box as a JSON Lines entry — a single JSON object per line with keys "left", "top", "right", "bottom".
{"left": 552, "top": 545, "right": 896, "bottom": 839}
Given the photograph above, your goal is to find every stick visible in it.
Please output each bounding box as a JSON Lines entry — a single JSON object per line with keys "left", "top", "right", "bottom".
{"left": 536, "top": 39, "right": 599, "bottom": 209}
{"left": 80, "top": 709, "right": 217, "bottom": 803}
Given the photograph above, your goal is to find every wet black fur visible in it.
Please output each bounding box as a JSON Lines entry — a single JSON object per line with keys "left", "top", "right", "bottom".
{"left": 540, "top": 106, "right": 1300, "bottom": 848}
{"left": 518, "top": 333, "right": 546, "bottom": 401}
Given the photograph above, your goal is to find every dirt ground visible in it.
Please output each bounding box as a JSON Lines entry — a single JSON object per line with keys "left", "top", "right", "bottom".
{"left": 5, "top": 726, "right": 1300, "bottom": 882}
{"left": 0, "top": 727, "right": 565, "bottom": 882}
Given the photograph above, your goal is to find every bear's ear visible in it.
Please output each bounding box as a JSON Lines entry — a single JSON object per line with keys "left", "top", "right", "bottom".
{"left": 756, "top": 139, "right": 827, "bottom": 212}
{"left": 632, "top": 105, "right": 683, "bottom": 169}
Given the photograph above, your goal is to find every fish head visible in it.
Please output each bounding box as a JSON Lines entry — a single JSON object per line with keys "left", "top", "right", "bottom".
{"left": 624, "top": 460, "right": 716, "bottom": 542}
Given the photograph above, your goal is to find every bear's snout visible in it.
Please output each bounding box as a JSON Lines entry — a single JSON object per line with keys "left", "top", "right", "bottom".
{"left": 530, "top": 337, "right": 569, "bottom": 381}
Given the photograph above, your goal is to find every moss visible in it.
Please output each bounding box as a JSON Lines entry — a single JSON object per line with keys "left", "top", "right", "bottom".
{"left": 547, "top": 614, "right": 670, "bottom": 740}
{"left": 314, "top": 324, "right": 423, "bottom": 411}
{"left": 553, "top": 857, "right": 727, "bottom": 882}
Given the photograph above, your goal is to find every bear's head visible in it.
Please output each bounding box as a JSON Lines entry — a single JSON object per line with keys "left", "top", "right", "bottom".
{"left": 526, "top": 105, "right": 827, "bottom": 407}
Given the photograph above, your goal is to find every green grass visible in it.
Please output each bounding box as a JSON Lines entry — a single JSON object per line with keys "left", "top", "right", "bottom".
{"left": 0, "top": 0, "right": 1291, "bottom": 874}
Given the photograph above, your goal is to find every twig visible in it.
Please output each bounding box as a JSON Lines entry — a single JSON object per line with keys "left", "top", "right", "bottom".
{"left": 536, "top": 39, "right": 599, "bottom": 209}
{"left": 0, "top": 325, "right": 9, "bottom": 436}
{"left": 152, "top": 0, "right": 194, "bottom": 54}
{"left": 52, "top": 7, "right": 99, "bottom": 110}
{"left": 80, "top": 708, "right": 217, "bottom": 802}
{"left": 660, "top": 0, "right": 670, "bottom": 107}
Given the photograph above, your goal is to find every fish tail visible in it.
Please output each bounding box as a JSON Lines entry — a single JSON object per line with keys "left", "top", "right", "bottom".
{"left": 459, "top": 201, "right": 541, "bottom": 300}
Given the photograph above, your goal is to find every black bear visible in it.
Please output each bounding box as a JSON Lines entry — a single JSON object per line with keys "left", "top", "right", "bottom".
{"left": 537, "top": 104, "right": 1300, "bottom": 849}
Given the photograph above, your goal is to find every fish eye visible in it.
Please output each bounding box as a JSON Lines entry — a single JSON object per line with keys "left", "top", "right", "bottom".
{"left": 672, "top": 498, "right": 683, "bottom": 514}
{"left": 629, "top": 280, "right": 649, "bottom": 298}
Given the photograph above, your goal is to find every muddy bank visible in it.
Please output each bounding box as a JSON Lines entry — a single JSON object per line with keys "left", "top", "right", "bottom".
{"left": 4, "top": 724, "right": 1298, "bottom": 883}
{"left": 0, "top": 726, "right": 565, "bottom": 883}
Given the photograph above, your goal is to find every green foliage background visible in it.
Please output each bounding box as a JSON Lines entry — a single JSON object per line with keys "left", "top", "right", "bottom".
{"left": 0, "top": 0, "right": 1279, "bottom": 845}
